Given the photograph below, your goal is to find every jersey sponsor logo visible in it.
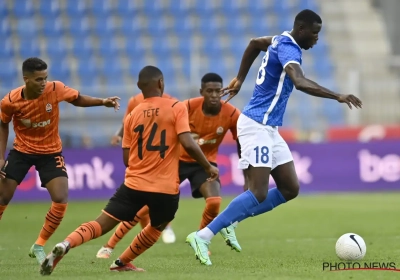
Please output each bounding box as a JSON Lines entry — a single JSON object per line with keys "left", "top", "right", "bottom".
{"left": 46, "top": 103, "right": 52, "bottom": 112}
{"left": 20, "top": 119, "right": 51, "bottom": 128}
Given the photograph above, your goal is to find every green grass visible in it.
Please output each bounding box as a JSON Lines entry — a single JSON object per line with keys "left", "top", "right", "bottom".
{"left": 1, "top": 193, "right": 400, "bottom": 279}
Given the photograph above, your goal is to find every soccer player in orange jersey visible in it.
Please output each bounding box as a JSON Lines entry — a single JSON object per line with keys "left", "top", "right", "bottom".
{"left": 110, "top": 92, "right": 174, "bottom": 146}
{"left": 96, "top": 73, "right": 242, "bottom": 259}
{"left": 40, "top": 66, "right": 219, "bottom": 275}
{"left": 108, "top": 92, "right": 178, "bottom": 245}
{"left": 0, "top": 57, "right": 120, "bottom": 265}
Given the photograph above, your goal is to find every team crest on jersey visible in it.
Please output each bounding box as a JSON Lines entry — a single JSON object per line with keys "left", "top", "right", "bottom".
{"left": 46, "top": 103, "right": 52, "bottom": 112}
{"left": 216, "top": 126, "right": 224, "bottom": 135}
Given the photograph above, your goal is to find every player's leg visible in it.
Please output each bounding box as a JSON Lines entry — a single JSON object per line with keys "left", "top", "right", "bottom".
{"left": 111, "top": 191, "right": 179, "bottom": 271}
{"left": 96, "top": 205, "right": 149, "bottom": 258}
{"left": 186, "top": 115, "right": 272, "bottom": 265}
{"left": 40, "top": 183, "right": 144, "bottom": 275}
{"left": 30, "top": 154, "right": 69, "bottom": 264}
{"left": 0, "top": 150, "right": 32, "bottom": 219}
{"left": 192, "top": 165, "right": 241, "bottom": 251}
{"left": 239, "top": 132, "right": 297, "bottom": 218}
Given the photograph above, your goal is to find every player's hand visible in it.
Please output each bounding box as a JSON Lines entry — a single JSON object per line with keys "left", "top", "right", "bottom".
{"left": 110, "top": 135, "right": 122, "bottom": 146}
{"left": 205, "top": 165, "right": 219, "bottom": 182}
{"left": 220, "top": 77, "right": 243, "bottom": 103}
{"left": 337, "top": 94, "right": 362, "bottom": 109}
{"left": 0, "top": 159, "right": 6, "bottom": 179}
{"left": 103, "top": 97, "right": 121, "bottom": 111}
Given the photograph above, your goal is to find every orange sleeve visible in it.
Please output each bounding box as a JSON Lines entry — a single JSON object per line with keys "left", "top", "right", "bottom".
{"left": 122, "top": 113, "right": 133, "bottom": 149}
{"left": 0, "top": 95, "right": 13, "bottom": 123}
{"left": 123, "top": 97, "right": 138, "bottom": 122}
{"left": 230, "top": 108, "right": 241, "bottom": 140}
{"left": 174, "top": 102, "right": 191, "bottom": 135}
{"left": 54, "top": 81, "right": 79, "bottom": 103}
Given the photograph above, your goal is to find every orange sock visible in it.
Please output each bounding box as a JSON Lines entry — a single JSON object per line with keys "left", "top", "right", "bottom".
{"left": 118, "top": 224, "right": 161, "bottom": 264}
{"left": 105, "top": 206, "right": 149, "bottom": 249}
{"left": 35, "top": 202, "right": 67, "bottom": 246}
{"left": 199, "top": 197, "right": 222, "bottom": 229}
{"left": 0, "top": 204, "right": 7, "bottom": 220}
{"left": 65, "top": 221, "right": 102, "bottom": 248}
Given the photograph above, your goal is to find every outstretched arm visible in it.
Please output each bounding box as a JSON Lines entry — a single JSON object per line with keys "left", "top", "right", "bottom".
{"left": 71, "top": 95, "right": 120, "bottom": 111}
{"left": 221, "top": 36, "right": 274, "bottom": 102}
{"left": 285, "top": 64, "right": 362, "bottom": 109}
{"left": 236, "top": 36, "right": 274, "bottom": 82}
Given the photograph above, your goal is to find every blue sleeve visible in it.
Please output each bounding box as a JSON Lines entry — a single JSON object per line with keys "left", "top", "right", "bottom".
{"left": 277, "top": 42, "right": 302, "bottom": 69}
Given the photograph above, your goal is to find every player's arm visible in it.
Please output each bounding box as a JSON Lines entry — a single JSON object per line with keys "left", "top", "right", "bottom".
{"left": 179, "top": 132, "right": 216, "bottom": 174}
{"left": 221, "top": 36, "right": 274, "bottom": 101}
{"left": 236, "top": 36, "right": 274, "bottom": 82}
{"left": 175, "top": 102, "right": 218, "bottom": 180}
{"left": 0, "top": 121, "right": 9, "bottom": 162}
{"left": 285, "top": 64, "right": 362, "bottom": 109}
{"left": 0, "top": 97, "right": 12, "bottom": 171}
{"left": 121, "top": 114, "right": 133, "bottom": 167}
{"left": 70, "top": 94, "right": 121, "bottom": 110}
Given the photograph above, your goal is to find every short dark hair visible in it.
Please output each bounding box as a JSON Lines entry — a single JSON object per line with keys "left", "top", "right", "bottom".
{"left": 22, "top": 57, "right": 47, "bottom": 75}
{"left": 201, "top": 73, "right": 223, "bottom": 86}
{"left": 138, "top": 65, "right": 163, "bottom": 83}
{"left": 294, "top": 9, "right": 322, "bottom": 26}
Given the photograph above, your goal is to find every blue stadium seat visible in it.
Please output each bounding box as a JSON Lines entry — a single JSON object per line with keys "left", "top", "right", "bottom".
{"left": 12, "top": 0, "right": 34, "bottom": 17}
{"left": 90, "top": 0, "right": 113, "bottom": 17}
{"left": 48, "top": 59, "right": 71, "bottom": 82}
{"left": 77, "top": 57, "right": 99, "bottom": 78}
{"left": 37, "top": 0, "right": 61, "bottom": 17}
{"left": 45, "top": 37, "right": 68, "bottom": 59}
{"left": 18, "top": 39, "right": 41, "bottom": 58}
{"left": 97, "top": 37, "right": 120, "bottom": 56}
{"left": 93, "top": 17, "right": 118, "bottom": 36}
{"left": 0, "top": 1, "right": 7, "bottom": 17}
{"left": 65, "top": 0, "right": 90, "bottom": 16}
{"left": 1, "top": 18, "right": 11, "bottom": 36}
{"left": 0, "top": 59, "right": 18, "bottom": 81}
{"left": 15, "top": 18, "right": 37, "bottom": 38}
{"left": 0, "top": 38, "right": 13, "bottom": 57}
{"left": 41, "top": 17, "right": 63, "bottom": 36}
{"left": 121, "top": 17, "right": 146, "bottom": 35}
{"left": 65, "top": 17, "right": 91, "bottom": 36}
{"left": 174, "top": 17, "right": 196, "bottom": 35}
{"left": 125, "top": 37, "right": 148, "bottom": 57}
{"left": 115, "top": 0, "right": 137, "bottom": 16}
{"left": 71, "top": 36, "right": 93, "bottom": 58}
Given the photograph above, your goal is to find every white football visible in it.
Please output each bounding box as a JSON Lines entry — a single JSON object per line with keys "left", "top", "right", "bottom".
{"left": 335, "top": 233, "right": 366, "bottom": 261}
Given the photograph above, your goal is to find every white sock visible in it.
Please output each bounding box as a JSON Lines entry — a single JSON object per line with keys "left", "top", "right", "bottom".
{"left": 232, "top": 221, "right": 238, "bottom": 227}
{"left": 196, "top": 227, "right": 215, "bottom": 241}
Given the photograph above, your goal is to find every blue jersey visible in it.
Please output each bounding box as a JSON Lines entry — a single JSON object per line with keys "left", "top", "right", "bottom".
{"left": 242, "top": 31, "right": 303, "bottom": 126}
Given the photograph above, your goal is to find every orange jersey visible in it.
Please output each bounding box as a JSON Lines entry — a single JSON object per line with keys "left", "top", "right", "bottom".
{"left": 122, "top": 97, "right": 190, "bottom": 195}
{"left": 179, "top": 97, "right": 240, "bottom": 163}
{"left": 0, "top": 81, "right": 79, "bottom": 154}
{"left": 122, "top": 92, "right": 174, "bottom": 122}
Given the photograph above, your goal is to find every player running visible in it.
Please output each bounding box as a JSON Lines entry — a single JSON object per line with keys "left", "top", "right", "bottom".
{"left": 0, "top": 57, "right": 120, "bottom": 265}
{"left": 186, "top": 9, "right": 363, "bottom": 266}
{"left": 109, "top": 91, "right": 178, "bottom": 244}
{"left": 39, "top": 66, "right": 219, "bottom": 275}
{"left": 96, "top": 73, "right": 242, "bottom": 259}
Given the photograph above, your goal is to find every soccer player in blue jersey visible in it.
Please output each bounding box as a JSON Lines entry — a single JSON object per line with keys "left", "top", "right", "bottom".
{"left": 186, "top": 9, "right": 362, "bottom": 265}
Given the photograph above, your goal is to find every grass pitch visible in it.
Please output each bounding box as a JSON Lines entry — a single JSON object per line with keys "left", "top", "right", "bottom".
{"left": 1, "top": 193, "right": 399, "bottom": 279}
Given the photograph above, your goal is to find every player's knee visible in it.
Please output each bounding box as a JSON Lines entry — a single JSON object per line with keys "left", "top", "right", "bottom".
{"left": 51, "top": 195, "right": 68, "bottom": 204}
{"left": 280, "top": 182, "right": 300, "bottom": 201}
{"left": 252, "top": 189, "right": 267, "bottom": 203}
{"left": 0, "top": 196, "right": 11, "bottom": 205}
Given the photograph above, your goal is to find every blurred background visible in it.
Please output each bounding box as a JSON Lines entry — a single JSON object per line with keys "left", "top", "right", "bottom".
{"left": 1, "top": 0, "right": 400, "bottom": 148}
